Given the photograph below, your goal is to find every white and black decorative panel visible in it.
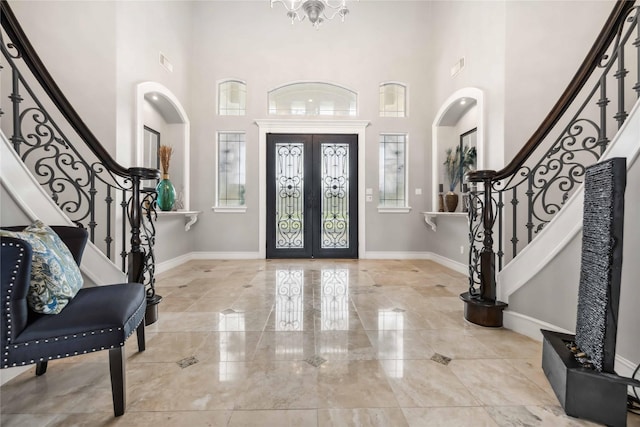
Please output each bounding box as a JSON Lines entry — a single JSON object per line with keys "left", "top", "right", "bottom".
{"left": 574, "top": 157, "right": 626, "bottom": 373}
{"left": 320, "top": 143, "right": 350, "bottom": 249}
{"left": 275, "top": 142, "right": 305, "bottom": 250}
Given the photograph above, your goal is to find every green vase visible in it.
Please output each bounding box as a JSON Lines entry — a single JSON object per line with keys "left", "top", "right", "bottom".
{"left": 156, "top": 174, "right": 176, "bottom": 211}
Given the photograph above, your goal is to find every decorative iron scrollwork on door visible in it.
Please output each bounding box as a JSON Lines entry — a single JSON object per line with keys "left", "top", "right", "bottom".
{"left": 320, "top": 143, "right": 349, "bottom": 249}
{"left": 275, "top": 142, "right": 305, "bottom": 249}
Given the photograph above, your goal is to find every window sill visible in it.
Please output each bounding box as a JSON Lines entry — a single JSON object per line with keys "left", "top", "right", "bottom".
{"left": 377, "top": 206, "right": 412, "bottom": 214}
{"left": 156, "top": 210, "right": 201, "bottom": 231}
{"left": 421, "top": 211, "right": 468, "bottom": 232}
{"left": 212, "top": 206, "right": 248, "bottom": 213}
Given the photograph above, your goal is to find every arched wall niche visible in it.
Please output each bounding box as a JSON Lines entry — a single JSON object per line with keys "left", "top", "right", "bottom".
{"left": 135, "top": 82, "right": 191, "bottom": 210}
{"left": 431, "top": 87, "right": 484, "bottom": 212}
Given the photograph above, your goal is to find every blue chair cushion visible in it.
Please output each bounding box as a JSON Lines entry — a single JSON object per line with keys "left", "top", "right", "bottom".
{"left": 5, "top": 283, "right": 146, "bottom": 367}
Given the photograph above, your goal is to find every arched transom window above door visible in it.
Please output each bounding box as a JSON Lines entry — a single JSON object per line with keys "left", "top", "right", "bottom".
{"left": 268, "top": 82, "right": 357, "bottom": 117}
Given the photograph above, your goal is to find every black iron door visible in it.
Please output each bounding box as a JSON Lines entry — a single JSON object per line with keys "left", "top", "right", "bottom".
{"left": 266, "top": 134, "right": 358, "bottom": 258}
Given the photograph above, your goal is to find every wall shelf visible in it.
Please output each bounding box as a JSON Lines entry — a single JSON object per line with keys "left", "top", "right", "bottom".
{"left": 156, "top": 210, "right": 201, "bottom": 231}
{"left": 422, "top": 211, "right": 468, "bottom": 232}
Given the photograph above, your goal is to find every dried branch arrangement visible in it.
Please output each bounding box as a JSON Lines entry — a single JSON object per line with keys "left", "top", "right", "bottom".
{"left": 158, "top": 145, "right": 173, "bottom": 176}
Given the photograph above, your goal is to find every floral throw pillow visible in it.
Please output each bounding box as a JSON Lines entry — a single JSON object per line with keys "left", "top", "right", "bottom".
{"left": 0, "top": 221, "right": 84, "bottom": 314}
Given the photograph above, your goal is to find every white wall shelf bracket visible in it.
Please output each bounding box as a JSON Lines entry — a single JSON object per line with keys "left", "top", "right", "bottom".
{"left": 422, "top": 211, "right": 468, "bottom": 232}
{"left": 157, "top": 210, "right": 201, "bottom": 231}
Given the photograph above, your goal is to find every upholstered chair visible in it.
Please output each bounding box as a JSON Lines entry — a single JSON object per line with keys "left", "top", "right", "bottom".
{"left": 0, "top": 225, "right": 146, "bottom": 416}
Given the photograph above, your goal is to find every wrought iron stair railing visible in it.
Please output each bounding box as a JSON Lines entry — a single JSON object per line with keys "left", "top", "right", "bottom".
{"left": 463, "top": 0, "right": 639, "bottom": 327}
{"left": 0, "top": 0, "right": 161, "bottom": 312}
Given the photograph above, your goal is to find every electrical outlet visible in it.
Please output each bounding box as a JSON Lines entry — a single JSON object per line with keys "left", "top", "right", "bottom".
{"left": 460, "top": 246, "right": 464, "bottom": 254}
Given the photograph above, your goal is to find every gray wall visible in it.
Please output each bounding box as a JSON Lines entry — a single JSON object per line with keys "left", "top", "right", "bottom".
{"left": 189, "top": 1, "right": 434, "bottom": 254}
{"left": 9, "top": 1, "right": 118, "bottom": 152}
{"left": 504, "top": 0, "right": 614, "bottom": 162}
{"left": 1, "top": 0, "right": 624, "bottom": 263}
{"left": 426, "top": 0, "right": 614, "bottom": 262}
{"left": 7, "top": 0, "right": 194, "bottom": 264}
{"left": 509, "top": 157, "right": 640, "bottom": 364}
{"left": 429, "top": 0, "right": 506, "bottom": 171}
{"left": 114, "top": 0, "right": 192, "bottom": 167}
{"left": 3, "top": 1, "right": 637, "bottom": 363}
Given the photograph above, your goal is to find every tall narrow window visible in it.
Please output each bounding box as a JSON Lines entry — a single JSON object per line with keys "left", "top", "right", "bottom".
{"left": 379, "top": 134, "right": 408, "bottom": 208}
{"left": 379, "top": 83, "right": 406, "bottom": 117}
{"left": 218, "top": 80, "right": 246, "bottom": 116}
{"left": 217, "top": 132, "right": 246, "bottom": 208}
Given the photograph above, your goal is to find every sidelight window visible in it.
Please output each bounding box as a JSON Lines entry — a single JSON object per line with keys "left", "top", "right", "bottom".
{"left": 379, "top": 134, "right": 409, "bottom": 210}
{"left": 216, "top": 132, "right": 246, "bottom": 210}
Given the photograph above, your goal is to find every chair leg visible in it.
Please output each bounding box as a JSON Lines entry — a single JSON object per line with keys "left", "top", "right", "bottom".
{"left": 35, "top": 361, "right": 48, "bottom": 376}
{"left": 108, "top": 347, "right": 126, "bottom": 417}
{"left": 136, "top": 320, "right": 146, "bottom": 352}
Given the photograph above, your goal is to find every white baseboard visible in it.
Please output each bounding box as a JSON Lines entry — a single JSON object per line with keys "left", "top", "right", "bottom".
{"left": 503, "top": 310, "right": 638, "bottom": 380}
{"left": 156, "top": 251, "right": 262, "bottom": 274}
{"left": 426, "top": 252, "right": 467, "bottom": 275}
{"left": 503, "top": 310, "right": 573, "bottom": 342}
{"left": 615, "top": 354, "right": 639, "bottom": 381}
{"left": 157, "top": 251, "right": 467, "bottom": 276}
{"left": 156, "top": 253, "right": 194, "bottom": 274}
{"left": 191, "top": 251, "right": 261, "bottom": 260}
{"left": 362, "top": 251, "right": 432, "bottom": 260}
{"left": 362, "top": 251, "right": 467, "bottom": 275}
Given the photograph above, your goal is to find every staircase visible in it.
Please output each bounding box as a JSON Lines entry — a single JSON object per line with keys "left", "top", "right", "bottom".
{"left": 461, "top": 0, "right": 639, "bottom": 323}
{"left": 1, "top": 0, "right": 638, "bottom": 368}
{"left": 462, "top": 0, "right": 640, "bottom": 375}
{"left": 0, "top": 1, "right": 159, "bottom": 302}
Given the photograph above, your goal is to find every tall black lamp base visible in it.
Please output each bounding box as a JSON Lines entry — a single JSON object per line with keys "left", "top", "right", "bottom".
{"left": 541, "top": 329, "right": 630, "bottom": 427}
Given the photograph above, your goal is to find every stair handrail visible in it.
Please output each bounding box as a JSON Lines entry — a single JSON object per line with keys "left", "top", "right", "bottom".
{"left": 469, "top": 0, "right": 635, "bottom": 183}
{"left": 0, "top": 0, "right": 157, "bottom": 182}
{"left": 462, "top": 0, "right": 638, "bottom": 327}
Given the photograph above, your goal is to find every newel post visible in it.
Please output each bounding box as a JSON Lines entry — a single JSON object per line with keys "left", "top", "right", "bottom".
{"left": 127, "top": 167, "right": 162, "bottom": 325}
{"left": 127, "top": 169, "right": 144, "bottom": 284}
{"left": 480, "top": 175, "right": 496, "bottom": 301}
{"left": 461, "top": 170, "right": 507, "bottom": 327}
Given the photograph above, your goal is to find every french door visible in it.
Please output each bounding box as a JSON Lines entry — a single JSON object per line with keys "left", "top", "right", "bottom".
{"left": 266, "top": 134, "right": 358, "bottom": 258}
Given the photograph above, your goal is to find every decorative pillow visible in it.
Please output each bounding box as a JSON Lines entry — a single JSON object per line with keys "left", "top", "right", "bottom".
{"left": 0, "top": 221, "right": 84, "bottom": 314}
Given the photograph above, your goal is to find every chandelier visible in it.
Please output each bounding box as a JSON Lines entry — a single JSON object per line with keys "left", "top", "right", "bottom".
{"left": 271, "top": 0, "right": 352, "bottom": 29}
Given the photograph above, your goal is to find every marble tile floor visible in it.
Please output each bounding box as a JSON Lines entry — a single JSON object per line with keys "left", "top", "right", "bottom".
{"left": 2, "top": 259, "right": 639, "bottom": 427}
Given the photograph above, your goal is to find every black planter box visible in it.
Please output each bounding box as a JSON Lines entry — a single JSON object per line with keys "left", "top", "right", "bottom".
{"left": 541, "top": 329, "right": 628, "bottom": 427}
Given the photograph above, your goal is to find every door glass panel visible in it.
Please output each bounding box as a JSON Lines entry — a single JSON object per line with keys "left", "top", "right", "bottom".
{"left": 275, "top": 142, "right": 305, "bottom": 249}
{"left": 321, "top": 142, "right": 349, "bottom": 249}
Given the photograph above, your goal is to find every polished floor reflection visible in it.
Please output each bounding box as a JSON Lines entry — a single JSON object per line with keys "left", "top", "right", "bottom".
{"left": 2, "top": 259, "right": 639, "bottom": 426}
